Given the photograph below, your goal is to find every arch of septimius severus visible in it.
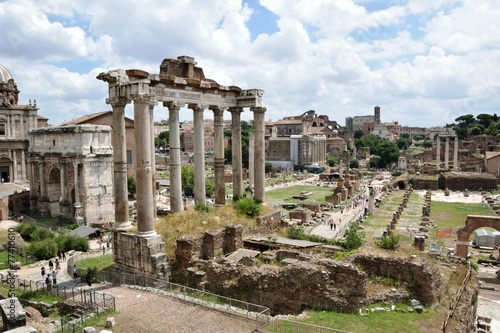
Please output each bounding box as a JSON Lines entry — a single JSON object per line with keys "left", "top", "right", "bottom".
{"left": 97, "top": 56, "right": 265, "bottom": 276}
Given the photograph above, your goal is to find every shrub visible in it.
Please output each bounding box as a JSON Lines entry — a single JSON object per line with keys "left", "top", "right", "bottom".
{"left": 56, "top": 235, "right": 90, "bottom": 253}
{"left": 343, "top": 222, "right": 363, "bottom": 250}
{"left": 233, "top": 197, "right": 261, "bottom": 218}
{"left": 194, "top": 202, "right": 211, "bottom": 213}
{"left": 287, "top": 226, "right": 306, "bottom": 240}
{"left": 27, "top": 240, "right": 58, "bottom": 260}
{"left": 30, "top": 227, "right": 55, "bottom": 242}
{"left": 16, "top": 223, "right": 54, "bottom": 242}
{"left": 376, "top": 233, "right": 401, "bottom": 250}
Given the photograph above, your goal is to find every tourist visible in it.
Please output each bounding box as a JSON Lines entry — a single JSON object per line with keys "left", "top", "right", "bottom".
{"left": 55, "top": 258, "right": 61, "bottom": 271}
{"left": 41, "top": 266, "right": 46, "bottom": 279}
{"left": 48, "top": 259, "right": 54, "bottom": 272}
{"left": 86, "top": 268, "right": 92, "bottom": 287}
{"left": 45, "top": 274, "right": 52, "bottom": 292}
{"left": 52, "top": 271, "right": 57, "bottom": 286}
{"left": 330, "top": 222, "right": 333, "bottom": 230}
{"left": 62, "top": 252, "right": 66, "bottom": 261}
{"left": 102, "top": 246, "right": 105, "bottom": 255}
{"left": 73, "top": 265, "right": 78, "bottom": 282}
{"left": 106, "top": 240, "right": 110, "bottom": 250}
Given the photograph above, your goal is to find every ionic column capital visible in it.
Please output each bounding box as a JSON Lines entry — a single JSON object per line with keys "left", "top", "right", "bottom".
{"left": 107, "top": 96, "right": 131, "bottom": 107}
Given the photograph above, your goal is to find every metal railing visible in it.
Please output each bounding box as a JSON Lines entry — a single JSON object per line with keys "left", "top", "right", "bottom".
{"left": 96, "top": 270, "right": 270, "bottom": 330}
{"left": 262, "top": 318, "right": 353, "bottom": 333}
{"left": 1, "top": 277, "right": 115, "bottom": 311}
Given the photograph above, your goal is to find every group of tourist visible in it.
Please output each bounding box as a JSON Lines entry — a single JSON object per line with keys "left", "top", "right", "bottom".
{"left": 41, "top": 258, "right": 61, "bottom": 292}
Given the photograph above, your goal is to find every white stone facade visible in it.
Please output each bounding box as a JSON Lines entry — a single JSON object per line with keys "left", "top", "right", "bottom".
{"left": 28, "top": 125, "right": 114, "bottom": 226}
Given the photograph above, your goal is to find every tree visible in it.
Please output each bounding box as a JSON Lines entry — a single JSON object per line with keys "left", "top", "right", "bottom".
{"left": 353, "top": 129, "right": 364, "bottom": 139}
{"left": 181, "top": 165, "right": 195, "bottom": 196}
{"left": 326, "top": 154, "right": 340, "bottom": 167}
{"left": 127, "top": 176, "right": 136, "bottom": 196}
{"left": 349, "top": 159, "right": 359, "bottom": 169}
{"left": 374, "top": 140, "right": 399, "bottom": 168}
{"left": 265, "top": 162, "right": 273, "bottom": 173}
{"left": 396, "top": 137, "right": 412, "bottom": 150}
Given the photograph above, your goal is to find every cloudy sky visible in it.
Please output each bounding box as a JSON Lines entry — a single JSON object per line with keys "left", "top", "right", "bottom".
{"left": 1, "top": 0, "right": 499, "bottom": 128}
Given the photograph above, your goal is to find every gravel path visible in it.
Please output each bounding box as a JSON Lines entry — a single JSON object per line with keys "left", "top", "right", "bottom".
{"left": 106, "top": 286, "right": 258, "bottom": 333}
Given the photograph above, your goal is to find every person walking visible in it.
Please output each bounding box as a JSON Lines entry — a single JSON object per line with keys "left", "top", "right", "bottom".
{"left": 41, "top": 266, "right": 46, "bottom": 280}
{"left": 45, "top": 274, "right": 52, "bottom": 292}
{"left": 73, "top": 265, "right": 79, "bottom": 283}
{"left": 62, "top": 252, "right": 66, "bottom": 261}
{"left": 48, "top": 259, "right": 54, "bottom": 272}
{"left": 85, "top": 268, "right": 92, "bottom": 287}
{"left": 52, "top": 271, "right": 57, "bottom": 286}
{"left": 55, "top": 258, "right": 61, "bottom": 271}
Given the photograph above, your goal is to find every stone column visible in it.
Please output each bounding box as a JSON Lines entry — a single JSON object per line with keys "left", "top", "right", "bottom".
{"left": 21, "top": 149, "right": 26, "bottom": 182}
{"left": 12, "top": 149, "right": 17, "bottom": 182}
{"left": 251, "top": 107, "right": 266, "bottom": 202}
{"left": 454, "top": 136, "right": 458, "bottom": 170}
{"left": 211, "top": 105, "right": 226, "bottom": 205}
{"left": 165, "top": 101, "right": 183, "bottom": 213}
{"left": 190, "top": 104, "right": 206, "bottom": 204}
{"left": 248, "top": 132, "right": 254, "bottom": 187}
{"left": 73, "top": 161, "right": 84, "bottom": 225}
{"left": 39, "top": 159, "right": 48, "bottom": 216}
{"left": 149, "top": 103, "right": 157, "bottom": 219}
{"left": 368, "top": 186, "right": 375, "bottom": 215}
{"left": 444, "top": 136, "right": 450, "bottom": 169}
{"left": 109, "top": 97, "right": 131, "bottom": 230}
{"left": 436, "top": 135, "right": 441, "bottom": 170}
{"left": 230, "top": 107, "right": 243, "bottom": 200}
{"left": 59, "top": 158, "right": 69, "bottom": 217}
{"left": 134, "top": 95, "right": 157, "bottom": 237}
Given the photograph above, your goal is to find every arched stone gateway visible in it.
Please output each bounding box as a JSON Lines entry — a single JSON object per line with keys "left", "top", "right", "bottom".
{"left": 456, "top": 215, "right": 500, "bottom": 258}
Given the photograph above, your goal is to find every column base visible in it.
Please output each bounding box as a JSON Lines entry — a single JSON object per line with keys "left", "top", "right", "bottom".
{"left": 113, "top": 221, "right": 132, "bottom": 231}
{"left": 136, "top": 230, "right": 158, "bottom": 238}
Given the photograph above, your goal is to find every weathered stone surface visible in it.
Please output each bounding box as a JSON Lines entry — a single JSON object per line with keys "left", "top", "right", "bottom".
{"left": 0, "top": 298, "right": 26, "bottom": 331}
{"left": 105, "top": 316, "right": 115, "bottom": 328}
{"left": 352, "top": 255, "right": 442, "bottom": 307}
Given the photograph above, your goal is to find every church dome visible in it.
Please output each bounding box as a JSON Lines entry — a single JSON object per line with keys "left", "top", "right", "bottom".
{"left": 0, "top": 64, "right": 15, "bottom": 84}
{"left": 0, "top": 64, "right": 20, "bottom": 106}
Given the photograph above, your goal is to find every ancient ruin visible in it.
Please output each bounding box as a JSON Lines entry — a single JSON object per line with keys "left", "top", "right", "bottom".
{"left": 97, "top": 56, "right": 266, "bottom": 277}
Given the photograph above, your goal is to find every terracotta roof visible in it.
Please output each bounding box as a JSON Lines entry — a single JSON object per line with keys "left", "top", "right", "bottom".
{"left": 61, "top": 111, "right": 134, "bottom": 126}
{"left": 485, "top": 151, "right": 500, "bottom": 160}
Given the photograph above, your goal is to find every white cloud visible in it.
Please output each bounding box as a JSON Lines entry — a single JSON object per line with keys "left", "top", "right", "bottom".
{"left": 0, "top": 0, "right": 499, "bottom": 128}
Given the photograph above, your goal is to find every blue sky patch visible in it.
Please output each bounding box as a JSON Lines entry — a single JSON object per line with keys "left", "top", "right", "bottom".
{"left": 244, "top": 0, "right": 279, "bottom": 40}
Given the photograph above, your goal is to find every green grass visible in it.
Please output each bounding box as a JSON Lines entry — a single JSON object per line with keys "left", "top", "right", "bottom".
{"left": 0, "top": 285, "right": 61, "bottom": 303}
{"left": 265, "top": 184, "right": 333, "bottom": 205}
{"left": 430, "top": 201, "right": 495, "bottom": 228}
{"left": 287, "top": 307, "right": 437, "bottom": 333}
{"left": 0, "top": 251, "right": 35, "bottom": 269}
{"left": 75, "top": 254, "right": 114, "bottom": 272}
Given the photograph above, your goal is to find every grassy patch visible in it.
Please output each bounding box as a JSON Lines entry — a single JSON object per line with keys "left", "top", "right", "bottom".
{"left": 430, "top": 201, "right": 495, "bottom": 229}
{"left": 156, "top": 205, "right": 261, "bottom": 258}
{"left": 76, "top": 254, "right": 114, "bottom": 272}
{"left": 0, "top": 285, "right": 61, "bottom": 303}
{"left": 265, "top": 185, "right": 333, "bottom": 206}
{"left": 281, "top": 308, "right": 438, "bottom": 333}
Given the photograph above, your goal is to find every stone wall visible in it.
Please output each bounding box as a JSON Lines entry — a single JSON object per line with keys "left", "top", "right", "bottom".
{"left": 413, "top": 176, "right": 439, "bottom": 190}
{"left": 112, "top": 231, "right": 167, "bottom": 278}
{"left": 202, "top": 257, "right": 367, "bottom": 315}
{"left": 256, "top": 211, "right": 282, "bottom": 231}
{"left": 442, "top": 172, "right": 497, "bottom": 191}
{"left": 352, "top": 255, "right": 442, "bottom": 307}
{"left": 7, "top": 190, "right": 30, "bottom": 214}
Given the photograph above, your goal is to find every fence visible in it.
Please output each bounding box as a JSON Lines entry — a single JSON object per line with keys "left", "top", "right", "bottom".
{"left": 262, "top": 318, "right": 353, "bottom": 333}
{"left": 66, "top": 250, "right": 112, "bottom": 279}
{"left": 441, "top": 266, "right": 472, "bottom": 332}
{"left": 0, "top": 277, "right": 115, "bottom": 311}
{"left": 96, "top": 270, "right": 270, "bottom": 330}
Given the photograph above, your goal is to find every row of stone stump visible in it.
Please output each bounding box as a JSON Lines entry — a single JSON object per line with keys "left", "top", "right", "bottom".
{"left": 484, "top": 194, "right": 500, "bottom": 216}
{"left": 383, "top": 187, "right": 413, "bottom": 237}
{"left": 414, "top": 190, "right": 433, "bottom": 251}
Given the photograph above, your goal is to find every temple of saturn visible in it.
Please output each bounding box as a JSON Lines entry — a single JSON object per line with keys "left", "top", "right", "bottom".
{"left": 436, "top": 129, "right": 458, "bottom": 170}
{"left": 97, "top": 56, "right": 266, "bottom": 276}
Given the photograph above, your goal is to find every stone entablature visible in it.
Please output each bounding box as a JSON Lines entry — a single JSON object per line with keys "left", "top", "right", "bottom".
{"left": 28, "top": 125, "right": 114, "bottom": 225}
